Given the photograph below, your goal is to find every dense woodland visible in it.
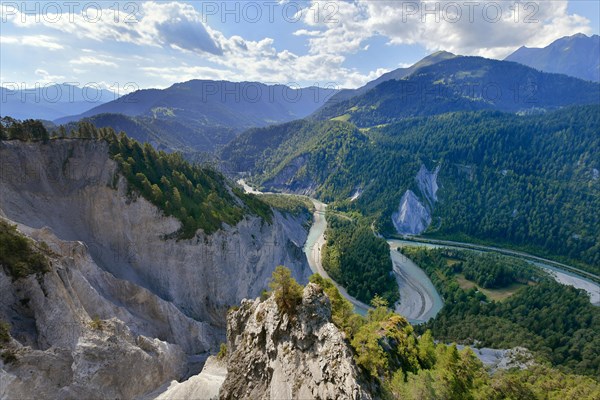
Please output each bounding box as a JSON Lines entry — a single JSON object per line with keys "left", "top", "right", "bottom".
{"left": 402, "top": 247, "right": 600, "bottom": 377}
{"left": 321, "top": 214, "right": 399, "bottom": 305}
{"left": 0, "top": 117, "right": 272, "bottom": 238}
{"left": 223, "top": 106, "right": 600, "bottom": 273}
{"left": 445, "top": 250, "right": 543, "bottom": 289}
{"left": 0, "top": 117, "right": 50, "bottom": 142}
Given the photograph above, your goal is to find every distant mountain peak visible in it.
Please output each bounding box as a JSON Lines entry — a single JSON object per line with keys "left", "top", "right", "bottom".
{"left": 506, "top": 33, "right": 600, "bottom": 82}
{"left": 570, "top": 32, "right": 589, "bottom": 39}
{"left": 430, "top": 50, "right": 456, "bottom": 57}
{"left": 52, "top": 80, "right": 338, "bottom": 153}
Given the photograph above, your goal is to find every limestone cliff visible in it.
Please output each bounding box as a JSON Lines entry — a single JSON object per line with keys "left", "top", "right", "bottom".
{"left": 392, "top": 164, "right": 440, "bottom": 235}
{"left": 220, "top": 283, "right": 372, "bottom": 400}
{"left": 0, "top": 139, "right": 312, "bottom": 397}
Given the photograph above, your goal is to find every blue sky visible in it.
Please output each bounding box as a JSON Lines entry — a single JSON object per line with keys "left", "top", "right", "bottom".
{"left": 1, "top": 1, "right": 598, "bottom": 93}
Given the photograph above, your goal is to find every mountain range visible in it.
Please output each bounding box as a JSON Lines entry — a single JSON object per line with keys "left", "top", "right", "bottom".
{"left": 0, "top": 84, "right": 116, "bottom": 121}
{"left": 54, "top": 81, "right": 337, "bottom": 152}
{"left": 220, "top": 45, "right": 600, "bottom": 272}
{"left": 505, "top": 33, "right": 600, "bottom": 82}
{"left": 21, "top": 33, "right": 595, "bottom": 153}
{"left": 313, "top": 54, "right": 600, "bottom": 127}
{"left": 324, "top": 50, "right": 458, "bottom": 105}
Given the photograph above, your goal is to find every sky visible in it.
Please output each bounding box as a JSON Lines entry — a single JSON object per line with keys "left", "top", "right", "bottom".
{"left": 0, "top": 0, "right": 598, "bottom": 94}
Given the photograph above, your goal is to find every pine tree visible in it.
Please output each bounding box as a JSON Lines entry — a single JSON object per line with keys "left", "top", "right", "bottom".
{"left": 268, "top": 266, "right": 303, "bottom": 314}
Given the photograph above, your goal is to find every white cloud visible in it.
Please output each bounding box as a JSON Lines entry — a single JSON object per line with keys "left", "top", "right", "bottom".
{"left": 293, "top": 29, "right": 322, "bottom": 37}
{"left": 298, "top": 0, "right": 592, "bottom": 59}
{"left": 1, "top": 2, "right": 389, "bottom": 88}
{"left": 5, "top": 2, "right": 222, "bottom": 55}
{"left": 70, "top": 56, "right": 118, "bottom": 68}
{"left": 196, "top": 31, "right": 373, "bottom": 87}
{"left": 140, "top": 65, "right": 229, "bottom": 85}
{"left": 34, "top": 69, "right": 66, "bottom": 84}
{"left": 0, "top": 35, "right": 64, "bottom": 50}
{"left": 4, "top": 1, "right": 590, "bottom": 90}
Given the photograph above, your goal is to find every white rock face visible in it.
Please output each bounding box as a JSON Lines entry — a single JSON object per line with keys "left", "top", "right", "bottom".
{"left": 220, "top": 284, "right": 372, "bottom": 400}
{"left": 415, "top": 164, "right": 440, "bottom": 207}
{"left": 0, "top": 139, "right": 313, "bottom": 397}
{"left": 392, "top": 190, "right": 431, "bottom": 235}
{"left": 349, "top": 188, "right": 362, "bottom": 202}
{"left": 263, "top": 155, "right": 318, "bottom": 196}
{"left": 455, "top": 346, "right": 535, "bottom": 373}
{"left": 392, "top": 165, "right": 440, "bottom": 235}
{"left": 0, "top": 140, "right": 311, "bottom": 327}
{"left": 0, "top": 223, "right": 188, "bottom": 399}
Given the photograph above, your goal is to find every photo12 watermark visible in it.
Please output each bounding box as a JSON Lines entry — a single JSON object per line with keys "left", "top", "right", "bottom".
{"left": 1, "top": 1, "right": 141, "bottom": 24}
{"left": 396, "top": 1, "right": 539, "bottom": 23}
{"left": 199, "top": 1, "right": 340, "bottom": 24}
{"left": 0, "top": 1, "right": 342, "bottom": 24}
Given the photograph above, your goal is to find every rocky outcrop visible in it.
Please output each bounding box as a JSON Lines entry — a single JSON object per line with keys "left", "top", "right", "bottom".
{"left": 392, "top": 164, "right": 440, "bottom": 235}
{"left": 0, "top": 221, "right": 189, "bottom": 399}
{"left": 147, "top": 356, "right": 227, "bottom": 400}
{"left": 220, "top": 283, "right": 372, "bottom": 400}
{"left": 392, "top": 190, "right": 431, "bottom": 235}
{"left": 416, "top": 164, "right": 440, "bottom": 208}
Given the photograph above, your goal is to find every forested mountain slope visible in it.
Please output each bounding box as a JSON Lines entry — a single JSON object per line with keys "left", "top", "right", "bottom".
{"left": 313, "top": 56, "right": 600, "bottom": 127}
{"left": 61, "top": 112, "right": 238, "bottom": 154}
{"left": 221, "top": 106, "right": 600, "bottom": 272}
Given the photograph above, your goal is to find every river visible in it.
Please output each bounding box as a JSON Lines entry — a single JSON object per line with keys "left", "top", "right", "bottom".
{"left": 239, "top": 180, "right": 441, "bottom": 321}
{"left": 238, "top": 180, "right": 600, "bottom": 326}
{"left": 388, "top": 243, "right": 444, "bottom": 323}
{"left": 303, "top": 199, "right": 371, "bottom": 316}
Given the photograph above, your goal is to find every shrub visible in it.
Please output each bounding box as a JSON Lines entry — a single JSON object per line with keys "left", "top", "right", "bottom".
{"left": 89, "top": 316, "right": 103, "bottom": 331}
{"left": 309, "top": 274, "right": 356, "bottom": 335}
{"left": 217, "top": 343, "right": 227, "bottom": 360}
{"left": 259, "top": 289, "right": 270, "bottom": 302}
{"left": 1, "top": 350, "right": 17, "bottom": 364}
{"left": 0, "top": 320, "right": 10, "bottom": 347}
